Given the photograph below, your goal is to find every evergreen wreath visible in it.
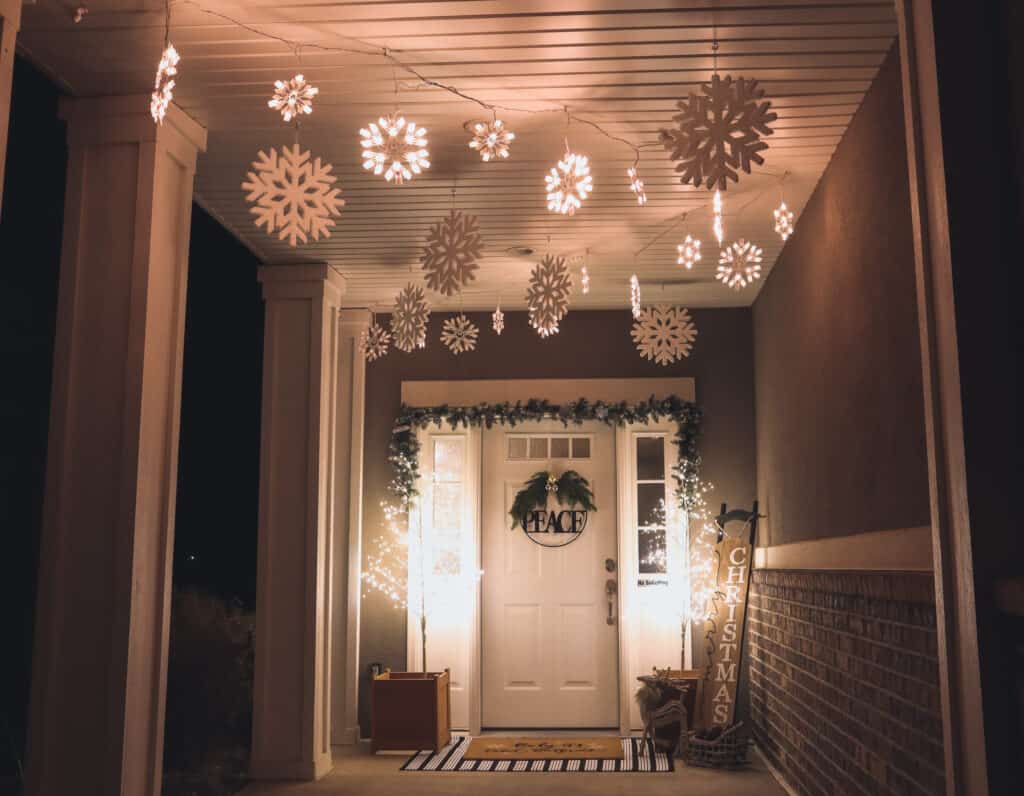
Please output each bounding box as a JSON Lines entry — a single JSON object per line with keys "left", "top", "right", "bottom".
{"left": 509, "top": 470, "right": 597, "bottom": 529}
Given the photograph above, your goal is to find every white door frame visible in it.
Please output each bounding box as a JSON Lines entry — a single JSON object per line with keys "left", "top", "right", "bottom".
{"left": 400, "top": 378, "right": 695, "bottom": 736}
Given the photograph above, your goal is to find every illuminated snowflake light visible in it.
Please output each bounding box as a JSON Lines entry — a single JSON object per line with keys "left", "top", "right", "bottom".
{"left": 468, "top": 119, "right": 515, "bottom": 162}
{"left": 627, "top": 167, "right": 647, "bottom": 206}
{"left": 630, "top": 274, "right": 642, "bottom": 319}
{"left": 580, "top": 264, "right": 591, "bottom": 295}
{"left": 545, "top": 149, "right": 593, "bottom": 215}
{"left": 712, "top": 189, "right": 724, "bottom": 245}
{"left": 150, "top": 44, "right": 179, "bottom": 124}
{"left": 677, "top": 235, "right": 702, "bottom": 269}
{"left": 492, "top": 304, "right": 505, "bottom": 335}
{"left": 268, "top": 74, "right": 319, "bottom": 123}
{"left": 774, "top": 201, "right": 795, "bottom": 241}
{"left": 360, "top": 113, "right": 430, "bottom": 184}
{"left": 717, "top": 239, "right": 764, "bottom": 290}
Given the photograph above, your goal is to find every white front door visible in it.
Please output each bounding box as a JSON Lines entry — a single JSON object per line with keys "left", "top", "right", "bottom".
{"left": 481, "top": 422, "right": 619, "bottom": 728}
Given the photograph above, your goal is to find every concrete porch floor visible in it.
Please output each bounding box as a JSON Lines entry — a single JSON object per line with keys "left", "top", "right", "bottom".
{"left": 241, "top": 742, "right": 788, "bottom": 796}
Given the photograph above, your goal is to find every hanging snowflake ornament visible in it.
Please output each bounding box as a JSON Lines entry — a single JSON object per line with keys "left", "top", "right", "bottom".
{"left": 390, "top": 283, "right": 431, "bottom": 352}
{"left": 150, "top": 44, "right": 179, "bottom": 124}
{"left": 630, "top": 274, "right": 642, "bottom": 320}
{"left": 468, "top": 119, "right": 515, "bottom": 162}
{"left": 631, "top": 304, "right": 698, "bottom": 366}
{"left": 677, "top": 235, "right": 702, "bottom": 269}
{"left": 268, "top": 74, "right": 319, "bottom": 123}
{"left": 545, "top": 149, "right": 593, "bottom": 215}
{"left": 774, "top": 201, "right": 795, "bottom": 241}
{"left": 492, "top": 304, "right": 505, "bottom": 335}
{"left": 358, "top": 322, "right": 391, "bottom": 362}
{"left": 580, "top": 264, "right": 591, "bottom": 295}
{"left": 241, "top": 144, "right": 345, "bottom": 246}
{"left": 717, "top": 239, "right": 764, "bottom": 290}
{"left": 440, "top": 313, "right": 479, "bottom": 355}
{"left": 360, "top": 113, "right": 430, "bottom": 184}
{"left": 420, "top": 210, "right": 483, "bottom": 297}
{"left": 627, "top": 167, "right": 647, "bottom": 206}
{"left": 659, "top": 74, "right": 778, "bottom": 190}
{"left": 525, "top": 254, "right": 572, "bottom": 337}
{"left": 712, "top": 189, "right": 724, "bottom": 245}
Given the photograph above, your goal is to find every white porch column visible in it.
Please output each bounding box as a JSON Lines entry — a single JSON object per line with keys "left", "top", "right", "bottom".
{"left": 0, "top": 0, "right": 23, "bottom": 214}
{"left": 251, "top": 265, "right": 345, "bottom": 780}
{"left": 25, "top": 97, "right": 206, "bottom": 796}
{"left": 331, "top": 309, "right": 370, "bottom": 745}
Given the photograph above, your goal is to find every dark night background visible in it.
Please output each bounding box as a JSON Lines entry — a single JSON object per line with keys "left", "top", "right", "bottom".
{"left": 0, "top": 56, "right": 264, "bottom": 782}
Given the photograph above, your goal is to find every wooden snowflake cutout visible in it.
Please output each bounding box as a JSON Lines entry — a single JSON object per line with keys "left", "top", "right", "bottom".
{"left": 525, "top": 254, "right": 572, "bottom": 337}
{"left": 440, "top": 313, "right": 479, "bottom": 355}
{"left": 360, "top": 113, "right": 430, "bottom": 184}
{"left": 717, "top": 239, "right": 764, "bottom": 290}
{"left": 468, "top": 119, "right": 515, "bottom": 161}
{"left": 241, "top": 144, "right": 345, "bottom": 247}
{"left": 545, "top": 150, "right": 593, "bottom": 215}
{"left": 268, "top": 74, "right": 318, "bottom": 123}
{"left": 659, "top": 74, "right": 777, "bottom": 191}
{"left": 358, "top": 322, "right": 391, "bottom": 362}
{"left": 390, "top": 283, "right": 431, "bottom": 352}
{"left": 631, "top": 305, "right": 698, "bottom": 366}
{"left": 420, "top": 210, "right": 483, "bottom": 297}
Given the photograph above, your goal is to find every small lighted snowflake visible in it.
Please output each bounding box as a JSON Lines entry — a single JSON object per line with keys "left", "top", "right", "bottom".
{"left": 545, "top": 150, "right": 593, "bottom": 215}
{"left": 150, "top": 44, "right": 179, "bottom": 124}
{"left": 358, "top": 322, "right": 391, "bottom": 362}
{"left": 627, "top": 167, "right": 647, "bottom": 206}
{"left": 631, "top": 304, "right": 698, "bottom": 366}
{"left": 717, "top": 239, "right": 764, "bottom": 290}
{"left": 390, "top": 283, "right": 431, "bottom": 352}
{"left": 526, "top": 254, "right": 572, "bottom": 336}
{"left": 468, "top": 119, "right": 515, "bottom": 161}
{"left": 360, "top": 114, "right": 430, "bottom": 184}
{"left": 677, "top": 235, "right": 702, "bottom": 269}
{"left": 441, "top": 314, "right": 479, "bottom": 354}
{"left": 630, "top": 274, "right": 642, "bottom": 319}
{"left": 580, "top": 264, "right": 591, "bottom": 295}
{"left": 268, "top": 74, "right": 318, "bottom": 123}
{"left": 492, "top": 305, "right": 505, "bottom": 335}
{"left": 713, "top": 189, "right": 724, "bottom": 245}
{"left": 774, "top": 201, "right": 795, "bottom": 241}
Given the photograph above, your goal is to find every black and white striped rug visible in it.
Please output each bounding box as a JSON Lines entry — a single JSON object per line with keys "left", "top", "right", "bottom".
{"left": 401, "top": 736, "right": 674, "bottom": 772}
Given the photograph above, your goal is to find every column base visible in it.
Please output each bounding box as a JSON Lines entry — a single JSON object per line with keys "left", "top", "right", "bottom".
{"left": 249, "top": 753, "right": 333, "bottom": 782}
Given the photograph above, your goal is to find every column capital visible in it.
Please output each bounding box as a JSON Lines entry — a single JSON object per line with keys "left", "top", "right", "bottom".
{"left": 59, "top": 96, "right": 207, "bottom": 167}
{"left": 339, "top": 308, "right": 373, "bottom": 333}
{"left": 259, "top": 264, "right": 346, "bottom": 303}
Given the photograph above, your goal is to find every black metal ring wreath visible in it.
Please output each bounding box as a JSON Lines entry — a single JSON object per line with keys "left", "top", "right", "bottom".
{"left": 508, "top": 470, "right": 597, "bottom": 530}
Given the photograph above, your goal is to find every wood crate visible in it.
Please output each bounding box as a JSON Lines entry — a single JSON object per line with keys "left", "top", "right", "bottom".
{"left": 371, "top": 669, "right": 451, "bottom": 753}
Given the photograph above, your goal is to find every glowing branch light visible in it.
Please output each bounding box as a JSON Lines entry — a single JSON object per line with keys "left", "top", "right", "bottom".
{"left": 712, "top": 189, "right": 724, "bottom": 246}
{"left": 717, "top": 239, "right": 764, "bottom": 290}
{"left": 773, "top": 201, "right": 795, "bottom": 241}
{"left": 545, "top": 148, "right": 593, "bottom": 215}
{"left": 630, "top": 274, "right": 642, "bottom": 319}
{"left": 150, "top": 44, "right": 179, "bottom": 124}
{"left": 677, "top": 235, "right": 702, "bottom": 270}
{"left": 268, "top": 74, "right": 319, "bottom": 122}
{"left": 468, "top": 118, "right": 515, "bottom": 161}
{"left": 360, "top": 113, "right": 430, "bottom": 184}
{"left": 627, "top": 167, "right": 647, "bottom": 206}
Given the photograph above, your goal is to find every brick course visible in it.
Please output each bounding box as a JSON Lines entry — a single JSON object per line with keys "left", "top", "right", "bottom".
{"left": 748, "top": 570, "right": 944, "bottom": 795}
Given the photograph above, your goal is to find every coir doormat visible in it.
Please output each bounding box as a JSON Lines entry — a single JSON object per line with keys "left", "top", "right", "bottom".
{"left": 464, "top": 736, "right": 623, "bottom": 760}
{"left": 402, "top": 736, "right": 674, "bottom": 772}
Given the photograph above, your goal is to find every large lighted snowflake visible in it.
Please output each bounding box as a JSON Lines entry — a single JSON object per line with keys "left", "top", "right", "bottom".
{"left": 440, "top": 313, "right": 479, "bottom": 354}
{"left": 468, "top": 119, "right": 515, "bottom": 162}
{"left": 717, "top": 239, "right": 764, "bottom": 290}
{"left": 677, "top": 235, "right": 702, "bottom": 269}
{"left": 390, "top": 283, "right": 431, "bottom": 352}
{"left": 631, "top": 305, "right": 698, "bottom": 366}
{"left": 525, "top": 254, "right": 572, "bottom": 337}
{"left": 421, "top": 210, "right": 483, "bottom": 297}
{"left": 545, "top": 150, "right": 593, "bottom": 215}
{"left": 268, "top": 74, "right": 318, "bottom": 123}
{"left": 358, "top": 322, "right": 391, "bottom": 362}
{"left": 241, "top": 145, "right": 345, "bottom": 247}
{"left": 150, "top": 44, "right": 179, "bottom": 124}
{"left": 659, "top": 74, "right": 777, "bottom": 191}
{"left": 360, "top": 113, "right": 430, "bottom": 184}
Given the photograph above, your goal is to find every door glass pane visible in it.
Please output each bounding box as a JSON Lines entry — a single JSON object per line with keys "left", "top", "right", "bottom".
{"left": 571, "top": 437, "right": 591, "bottom": 459}
{"left": 550, "top": 437, "right": 570, "bottom": 458}
{"left": 508, "top": 437, "right": 528, "bottom": 460}
{"left": 433, "top": 437, "right": 463, "bottom": 482}
{"left": 638, "top": 526, "right": 668, "bottom": 575}
{"left": 432, "top": 483, "right": 462, "bottom": 531}
{"left": 637, "top": 483, "right": 666, "bottom": 528}
{"left": 636, "top": 436, "right": 665, "bottom": 480}
{"left": 528, "top": 437, "right": 548, "bottom": 459}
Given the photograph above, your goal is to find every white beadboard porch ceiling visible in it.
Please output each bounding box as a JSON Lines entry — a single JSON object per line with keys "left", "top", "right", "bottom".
{"left": 17, "top": 0, "right": 897, "bottom": 310}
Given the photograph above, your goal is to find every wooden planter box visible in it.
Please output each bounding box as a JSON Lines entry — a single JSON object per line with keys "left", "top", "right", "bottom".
{"left": 371, "top": 669, "right": 451, "bottom": 753}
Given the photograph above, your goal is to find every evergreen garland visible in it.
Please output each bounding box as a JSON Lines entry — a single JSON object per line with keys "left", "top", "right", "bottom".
{"left": 509, "top": 470, "right": 597, "bottom": 529}
{"left": 387, "top": 395, "right": 702, "bottom": 511}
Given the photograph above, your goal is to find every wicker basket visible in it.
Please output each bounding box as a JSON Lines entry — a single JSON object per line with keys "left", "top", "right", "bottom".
{"left": 684, "top": 721, "right": 748, "bottom": 768}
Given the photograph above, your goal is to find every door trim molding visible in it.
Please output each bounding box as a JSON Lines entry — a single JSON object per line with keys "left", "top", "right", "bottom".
{"left": 401, "top": 377, "right": 695, "bottom": 407}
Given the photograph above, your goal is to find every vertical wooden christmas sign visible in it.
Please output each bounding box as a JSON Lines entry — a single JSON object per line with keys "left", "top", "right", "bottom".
{"left": 699, "top": 505, "right": 757, "bottom": 727}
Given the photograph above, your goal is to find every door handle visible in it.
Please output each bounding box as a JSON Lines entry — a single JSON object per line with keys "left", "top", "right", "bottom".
{"left": 605, "top": 578, "right": 617, "bottom": 625}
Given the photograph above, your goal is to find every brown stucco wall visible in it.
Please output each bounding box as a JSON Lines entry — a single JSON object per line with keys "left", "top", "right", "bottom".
{"left": 358, "top": 307, "right": 756, "bottom": 733}
{"left": 752, "top": 48, "right": 930, "bottom": 546}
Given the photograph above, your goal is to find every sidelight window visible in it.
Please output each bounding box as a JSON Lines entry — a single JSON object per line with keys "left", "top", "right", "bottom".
{"left": 635, "top": 435, "right": 669, "bottom": 587}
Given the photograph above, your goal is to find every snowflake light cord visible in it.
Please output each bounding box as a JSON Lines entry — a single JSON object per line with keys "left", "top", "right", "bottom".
{"left": 545, "top": 146, "right": 593, "bottom": 215}
{"left": 269, "top": 74, "right": 319, "bottom": 122}
{"left": 717, "top": 239, "right": 764, "bottom": 290}
{"left": 360, "top": 114, "right": 430, "bottom": 184}
{"left": 677, "top": 235, "right": 702, "bottom": 270}
{"left": 468, "top": 118, "right": 515, "bottom": 161}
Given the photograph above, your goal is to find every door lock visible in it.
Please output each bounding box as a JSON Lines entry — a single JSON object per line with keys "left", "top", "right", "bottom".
{"left": 605, "top": 578, "right": 617, "bottom": 625}
{"left": 605, "top": 558, "right": 616, "bottom": 573}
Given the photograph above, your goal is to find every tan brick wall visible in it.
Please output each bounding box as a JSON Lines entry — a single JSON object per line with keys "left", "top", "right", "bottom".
{"left": 748, "top": 570, "right": 944, "bottom": 795}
